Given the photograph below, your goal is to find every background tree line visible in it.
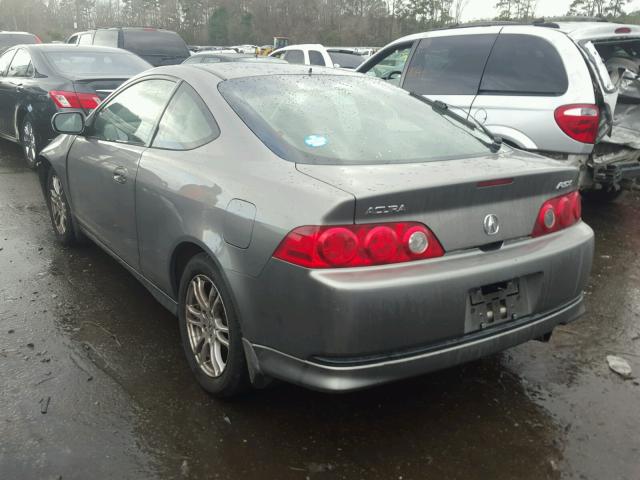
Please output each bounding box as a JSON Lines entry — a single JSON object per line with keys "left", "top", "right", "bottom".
{"left": 0, "top": 0, "right": 637, "bottom": 46}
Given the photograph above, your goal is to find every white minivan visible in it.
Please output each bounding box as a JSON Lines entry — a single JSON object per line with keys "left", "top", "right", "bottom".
{"left": 358, "top": 22, "right": 640, "bottom": 200}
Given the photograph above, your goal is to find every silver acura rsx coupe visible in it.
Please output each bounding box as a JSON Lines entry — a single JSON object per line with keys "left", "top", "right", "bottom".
{"left": 37, "top": 63, "right": 594, "bottom": 397}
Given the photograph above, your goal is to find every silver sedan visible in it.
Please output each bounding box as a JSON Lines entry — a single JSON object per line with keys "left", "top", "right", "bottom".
{"left": 37, "top": 63, "right": 594, "bottom": 397}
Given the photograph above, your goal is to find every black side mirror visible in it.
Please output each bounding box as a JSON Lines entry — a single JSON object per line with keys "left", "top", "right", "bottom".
{"left": 52, "top": 112, "right": 85, "bottom": 135}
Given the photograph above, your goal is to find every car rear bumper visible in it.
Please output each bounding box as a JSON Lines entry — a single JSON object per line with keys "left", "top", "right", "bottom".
{"left": 229, "top": 222, "right": 594, "bottom": 390}
{"left": 247, "top": 294, "right": 584, "bottom": 392}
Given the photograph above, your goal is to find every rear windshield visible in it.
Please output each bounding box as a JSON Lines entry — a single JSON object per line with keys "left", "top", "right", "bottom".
{"left": 328, "top": 52, "right": 365, "bottom": 69}
{"left": 44, "top": 51, "right": 151, "bottom": 76}
{"left": 123, "top": 30, "right": 189, "bottom": 57}
{"left": 218, "top": 75, "right": 495, "bottom": 165}
{"left": 0, "top": 33, "right": 37, "bottom": 48}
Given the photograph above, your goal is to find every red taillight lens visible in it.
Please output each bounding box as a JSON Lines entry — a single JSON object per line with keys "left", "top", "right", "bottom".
{"left": 273, "top": 222, "right": 445, "bottom": 268}
{"left": 49, "top": 91, "right": 101, "bottom": 110}
{"left": 532, "top": 191, "right": 581, "bottom": 237}
{"left": 34, "top": 35, "right": 42, "bottom": 44}
{"left": 554, "top": 104, "right": 599, "bottom": 144}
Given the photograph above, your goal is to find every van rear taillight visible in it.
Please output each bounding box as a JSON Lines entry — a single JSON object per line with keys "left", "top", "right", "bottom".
{"left": 273, "top": 222, "right": 445, "bottom": 268}
{"left": 532, "top": 191, "right": 581, "bottom": 237}
{"left": 49, "top": 91, "right": 101, "bottom": 110}
{"left": 554, "top": 104, "right": 599, "bottom": 144}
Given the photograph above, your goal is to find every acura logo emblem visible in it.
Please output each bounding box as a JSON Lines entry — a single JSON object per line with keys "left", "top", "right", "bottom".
{"left": 483, "top": 214, "right": 500, "bottom": 235}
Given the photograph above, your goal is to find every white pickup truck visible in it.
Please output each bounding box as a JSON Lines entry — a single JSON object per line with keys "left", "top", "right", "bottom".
{"left": 269, "top": 44, "right": 365, "bottom": 69}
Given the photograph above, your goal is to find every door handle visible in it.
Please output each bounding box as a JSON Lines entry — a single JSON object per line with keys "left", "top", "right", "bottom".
{"left": 113, "top": 166, "right": 128, "bottom": 184}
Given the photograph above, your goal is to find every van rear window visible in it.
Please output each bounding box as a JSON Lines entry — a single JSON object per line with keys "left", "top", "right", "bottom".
{"left": 480, "top": 34, "right": 568, "bottom": 95}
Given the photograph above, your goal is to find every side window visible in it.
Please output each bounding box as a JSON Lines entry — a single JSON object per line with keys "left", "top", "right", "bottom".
{"left": 403, "top": 34, "right": 497, "bottom": 95}
{"left": 270, "top": 51, "right": 285, "bottom": 59}
{"left": 309, "top": 50, "right": 326, "bottom": 66}
{"left": 67, "top": 34, "right": 78, "bottom": 44}
{"left": 284, "top": 49, "right": 304, "bottom": 64}
{"left": 480, "top": 34, "right": 568, "bottom": 95}
{"left": 93, "top": 30, "right": 119, "bottom": 47}
{"left": 7, "top": 49, "right": 33, "bottom": 78}
{"left": 361, "top": 43, "right": 413, "bottom": 85}
{"left": 0, "top": 49, "right": 16, "bottom": 76}
{"left": 78, "top": 33, "right": 93, "bottom": 45}
{"left": 90, "top": 79, "right": 175, "bottom": 146}
{"left": 152, "top": 82, "right": 219, "bottom": 150}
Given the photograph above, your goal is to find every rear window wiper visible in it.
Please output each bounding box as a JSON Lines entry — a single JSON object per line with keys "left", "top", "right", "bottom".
{"left": 409, "top": 91, "right": 503, "bottom": 152}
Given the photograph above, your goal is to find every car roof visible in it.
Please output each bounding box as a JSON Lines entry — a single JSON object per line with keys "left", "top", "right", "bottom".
{"left": 275, "top": 44, "right": 325, "bottom": 50}
{"left": 0, "top": 31, "right": 35, "bottom": 35}
{"left": 160, "top": 62, "right": 359, "bottom": 80}
{"left": 96, "top": 26, "right": 176, "bottom": 32}
{"left": 192, "top": 52, "right": 255, "bottom": 58}
{"left": 18, "top": 44, "right": 134, "bottom": 54}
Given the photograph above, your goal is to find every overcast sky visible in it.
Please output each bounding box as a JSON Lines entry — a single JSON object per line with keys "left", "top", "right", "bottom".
{"left": 461, "top": 0, "right": 640, "bottom": 21}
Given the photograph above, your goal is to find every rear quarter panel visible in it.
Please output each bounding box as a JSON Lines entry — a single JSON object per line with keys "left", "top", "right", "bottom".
{"left": 134, "top": 68, "right": 355, "bottom": 299}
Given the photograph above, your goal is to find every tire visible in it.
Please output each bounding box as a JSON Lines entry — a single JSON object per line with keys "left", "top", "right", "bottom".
{"left": 178, "top": 253, "right": 250, "bottom": 398}
{"left": 20, "top": 114, "right": 41, "bottom": 169}
{"left": 582, "top": 187, "right": 624, "bottom": 203}
{"left": 45, "top": 168, "right": 78, "bottom": 245}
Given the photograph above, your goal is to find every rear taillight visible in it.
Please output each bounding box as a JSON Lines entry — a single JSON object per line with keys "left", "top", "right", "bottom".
{"left": 273, "top": 222, "right": 445, "bottom": 268}
{"left": 532, "top": 191, "right": 581, "bottom": 237}
{"left": 554, "top": 104, "right": 599, "bottom": 144}
{"left": 34, "top": 35, "right": 42, "bottom": 44}
{"left": 49, "top": 91, "right": 101, "bottom": 110}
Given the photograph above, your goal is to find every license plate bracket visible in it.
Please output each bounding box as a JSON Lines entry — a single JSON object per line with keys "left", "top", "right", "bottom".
{"left": 467, "top": 279, "right": 526, "bottom": 332}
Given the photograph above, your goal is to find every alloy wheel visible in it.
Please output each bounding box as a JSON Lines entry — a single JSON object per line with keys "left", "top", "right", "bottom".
{"left": 185, "top": 274, "right": 230, "bottom": 378}
{"left": 49, "top": 174, "right": 67, "bottom": 235}
{"left": 22, "top": 121, "right": 36, "bottom": 165}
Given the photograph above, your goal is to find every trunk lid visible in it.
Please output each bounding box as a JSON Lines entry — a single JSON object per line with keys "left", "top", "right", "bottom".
{"left": 73, "top": 77, "right": 128, "bottom": 101}
{"left": 296, "top": 151, "right": 578, "bottom": 252}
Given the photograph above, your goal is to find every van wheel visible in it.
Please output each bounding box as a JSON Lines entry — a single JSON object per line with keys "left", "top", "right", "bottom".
{"left": 21, "top": 115, "right": 41, "bottom": 169}
{"left": 178, "top": 253, "right": 250, "bottom": 398}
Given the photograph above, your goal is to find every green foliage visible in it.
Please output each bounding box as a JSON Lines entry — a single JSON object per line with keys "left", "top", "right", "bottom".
{"left": 566, "top": 0, "right": 629, "bottom": 18}
{"left": 208, "top": 6, "right": 230, "bottom": 45}
{"left": 494, "top": 0, "right": 536, "bottom": 20}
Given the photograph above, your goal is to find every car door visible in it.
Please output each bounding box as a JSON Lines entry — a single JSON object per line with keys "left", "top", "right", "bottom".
{"left": 2, "top": 48, "right": 35, "bottom": 140}
{"left": 283, "top": 49, "right": 305, "bottom": 65}
{"left": 308, "top": 49, "right": 327, "bottom": 67}
{"left": 92, "top": 29, "right": 119, "bottom": 48}
{"left": 67, "top": 77, "right": 177, "bottom": 268}
{"left": 358, "top": 42, "right": 415, "bottom": 86}
{"left": 135, "top": 81, "right": 220, "bottom": 292}
{"left": 0, "top": 48, "right": 17, "bottom": 136}
{"left": 400, "top": 31, "right": 499, "bottom": 114}
{"left": 78, "top": 32, "right": 94, "bottom": 45}
{"left": 469, "top": 29, "right": 578, "bottom": 151}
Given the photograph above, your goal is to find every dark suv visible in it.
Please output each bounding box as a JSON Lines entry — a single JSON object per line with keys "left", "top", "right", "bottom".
{"left": 66, "top": 27, "right": 190, "bottom": 66}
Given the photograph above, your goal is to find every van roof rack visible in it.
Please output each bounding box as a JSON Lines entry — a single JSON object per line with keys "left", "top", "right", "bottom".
{"left": 534, "top": 16, "right": 609, "bottom": 24}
